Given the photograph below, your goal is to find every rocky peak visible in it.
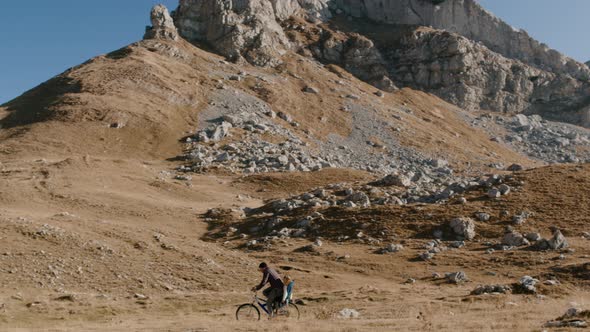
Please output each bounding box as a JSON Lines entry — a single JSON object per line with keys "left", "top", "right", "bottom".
{"left": 168, "top": 0, "right": 590, "bottom": 127}
{"left": 331, "top": 0, "right": 590, "bottom": 80}
{"left": 173, "top": 0, "right": 330, "bottom": 66}
{"left": 144, "top": 4, "right": 179, "bottom": 41}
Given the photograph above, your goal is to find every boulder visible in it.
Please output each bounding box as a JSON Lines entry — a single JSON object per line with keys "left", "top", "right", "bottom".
{"left": 378, "top": 173, "right": 412, "bottom": 187}
{"left": 546, "top": 227, "right": 569, "bottom": 250}
{"left": 516, "top": 276, "right": 538, "bottom": 293}
{"left": 449, "top": 217, "right": 476, "bottom": 241}
{"left": 210, "top": 122, "right": 233, "bottom": 141}
{"left": 502, "top": 231, "right": 530, "bottom": 247}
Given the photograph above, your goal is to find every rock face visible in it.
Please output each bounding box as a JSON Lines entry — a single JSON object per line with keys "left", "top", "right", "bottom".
{"left": 170, "top": 0, "right": 590, "bottom": 127}
{"left": 333, "top": 0, "right": 590, "bottom": 80}
{"left": 386, "top": 28, "right": 590, "bottom": 126}
{"left": 144, "top": 5, "right": 179, "bottom": 41}
{"left": 173, "top": 0, "right": 330, "bottom": 66}
{"left": 313, "top": 32, "right": 397, "bottom": 91}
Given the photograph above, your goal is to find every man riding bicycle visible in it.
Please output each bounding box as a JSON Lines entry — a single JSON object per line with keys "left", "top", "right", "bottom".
{"left": 251, "top": 262, "right": 284, "bottom": 317}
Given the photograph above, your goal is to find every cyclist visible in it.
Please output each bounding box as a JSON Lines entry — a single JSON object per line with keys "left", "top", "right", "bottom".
{"left": 251, "top": 262, "right": 284, "bottom": 317}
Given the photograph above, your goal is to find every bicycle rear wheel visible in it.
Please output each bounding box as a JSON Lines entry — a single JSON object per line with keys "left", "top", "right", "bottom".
{"left": 236, "top": 304, "right": 261, "bottom": 321}
{"left": 275, "top": 303, "right": 300, "bottom": 320}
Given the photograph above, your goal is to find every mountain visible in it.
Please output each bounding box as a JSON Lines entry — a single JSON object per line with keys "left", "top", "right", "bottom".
{"left": 1, "top": 1, "right": 590, "bottom": 330}
{"left": 173, "top": 0, "right": 590, "bottom": 127}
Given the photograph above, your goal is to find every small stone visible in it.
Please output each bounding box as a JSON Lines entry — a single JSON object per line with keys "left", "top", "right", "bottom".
{"left": 419, "top": 252, "right": 435, "bottom": 261}
{"left": 487, "top": 188, "right": 501, "bottom": 198}
{"left": 475, "top": 212, "right": 491, "bottom": 222}
{"left": 498, "top": 184, "right": 511, "bottom": 195}
{"left": 445, "top": 271, "right": 468, "bottom": 284}
{"left": 525, "top": 233, "right": 542, "bottom": 242}
{"left": 338, "top": 308, "right": 360, "bottom": 319}
{"left": 507, "top": 164, "right": 524, "bottom": 171}
{"left": 303, "top": 86, "right": 319, "bottom": 94}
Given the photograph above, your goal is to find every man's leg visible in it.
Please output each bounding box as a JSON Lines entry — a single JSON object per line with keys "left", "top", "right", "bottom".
{"left": 267, "top": 288, "right": 282, "bottom": 316}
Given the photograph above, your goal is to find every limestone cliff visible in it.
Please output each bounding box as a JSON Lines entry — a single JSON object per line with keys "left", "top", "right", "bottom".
{"left": 332, "top": 0, "right": 590, "bottom": 80}
{"left": 172, "top": 0, "right": 331, "bottom": 66}
{"left": 167, "top": 0, "right": 589, "bottom": 127}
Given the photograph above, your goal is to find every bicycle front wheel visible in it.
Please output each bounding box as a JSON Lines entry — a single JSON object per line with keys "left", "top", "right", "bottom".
{"left": 236, "top": 303, "right": 261, "bottom": 321}
{"left": 276, "top": 303, "right": 300, "bottom": 320}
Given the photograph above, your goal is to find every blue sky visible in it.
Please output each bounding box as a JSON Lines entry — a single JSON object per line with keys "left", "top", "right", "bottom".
{"left": 1, "top": 1, "right": 588, "bottom": 104}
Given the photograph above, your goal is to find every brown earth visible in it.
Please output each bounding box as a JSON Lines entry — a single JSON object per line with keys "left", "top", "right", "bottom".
{"left": 0, "top": 36, "right": 586, "bottom": 331}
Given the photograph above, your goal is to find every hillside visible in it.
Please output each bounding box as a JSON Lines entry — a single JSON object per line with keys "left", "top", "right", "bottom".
{"left": 0, "top": 1, "right": 590, "bottom": 331}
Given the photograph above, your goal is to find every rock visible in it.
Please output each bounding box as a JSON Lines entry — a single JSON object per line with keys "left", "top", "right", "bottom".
{"left": 295, "top": 244, "right": 319, "bottom": 253}
{"left": 144, "top": 5, "right": 179, "bottom": 41}
{"left": 517, "top": 276, "right": 538, "bottom": 293}
{"left": 502, "top": 231, "right": 530, "bottom": 247}
{"left": 54, "top": 294, "right": 76, "bottom": 302}
{"left": 303, "top": 86, "right": 320, "bottom": 94}
{"left": 512, "top": 211, "right": 532, "bottom": 225}
{"left": 175, "top": 0, "right": 290, "bottom": 66}
{"left": 525, "top": 233, "right": 542, "bottom": 242}
{"left": 175, "top": 174, "right": 192, "bottom": 181}
{"left": 338, "top": 308, "right": 360, "bottom": 319}
{"left": 419, "top": 252, "right": 435, "bottom": 261}
{"left": 544, "top": 320, "right": 588, "bottom": 328}
{"left": 445, "top": 271, "right": 468, "bottom": 284}
{"left": 498, "top": 184, "right": 511, "bottom": 195}
{"left": 174, "top": 0, "right": 590, "bottom": 127}
{"left": 544, "top": 307, "right": 590, "bottom": 328}
{"left": 346, "top": 191, "right": 371, "bottom": 207}
{"left": 429, "top": 159, "right": 449, "bottom": 168}
{"left": 544, "top": 280, "right": 559, "bottom": 286}
{"left": 210, "top": 122, "right": 233, "bottom": 141}
{"left": 546, "top": 227, "right": 569, "bottom": 250}
{"left": 471, "top": 284, "right": 511, "bottom": 295}
{"left": 277, "top": 112, "right": 293, "bottom": 123}
{"left": 507, "top": 164, "right": 524, "bottom": 172}
{"left": 449, "top": 241, "right": 465, "bottom": 249}
{"left": 449, "top": 217, "right": 476, "bottom": 241}
{"left": 487, "top": 188, "right": 501, "bottom": 199}
{"left": 378, "top": 173, "right": 412, "bottom": 187}
{"left": 475, "top": 212, "right": 491, "bottom": 222}
{"left": 378, "top": 243, "right": 403, "bottom": 254}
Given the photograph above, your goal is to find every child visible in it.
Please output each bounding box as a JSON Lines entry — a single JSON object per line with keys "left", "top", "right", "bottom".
{"left": 281, "top": 275, "right": 294, "bottom": 305}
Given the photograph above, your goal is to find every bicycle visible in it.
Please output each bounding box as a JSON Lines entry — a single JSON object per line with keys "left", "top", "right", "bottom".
{"left": 235, "top": 292, "right": 300, "bottom": 321}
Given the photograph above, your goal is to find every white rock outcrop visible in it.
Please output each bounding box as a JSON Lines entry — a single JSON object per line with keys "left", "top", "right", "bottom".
{"left": 144, "top": 4, "right": 179, "bottom": 41}
{"left": 174, "top": 0, "right": 330, "bottom": 66}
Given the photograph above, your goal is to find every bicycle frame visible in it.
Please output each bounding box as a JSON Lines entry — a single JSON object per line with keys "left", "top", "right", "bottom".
{"left": 252, "top": 293, "right": 272, "bottom": 315}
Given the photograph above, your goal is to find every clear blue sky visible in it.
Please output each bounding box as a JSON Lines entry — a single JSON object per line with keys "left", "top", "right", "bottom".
{"left": 1, "top": 1, "right": 589, "bottom": 104}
